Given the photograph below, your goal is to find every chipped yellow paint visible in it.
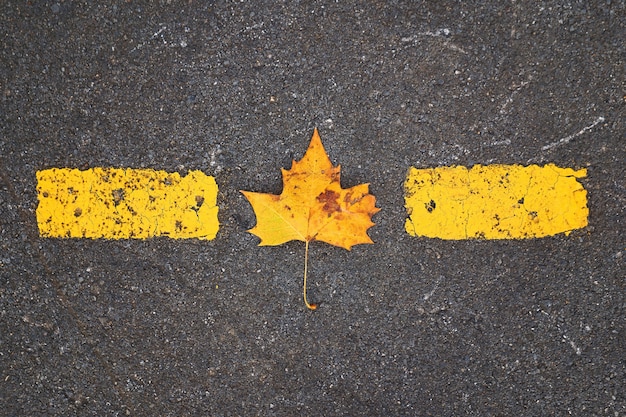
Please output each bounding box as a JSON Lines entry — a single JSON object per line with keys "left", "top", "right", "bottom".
{"left": 36, "top": 168, "right": 219, "bottom": 239}
{"left": 404, "top": 164, "right": 588, "bottom": 239}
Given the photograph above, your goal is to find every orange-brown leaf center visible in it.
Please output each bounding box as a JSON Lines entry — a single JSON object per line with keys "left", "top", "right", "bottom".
{"left": 317, "top": 190, "right": 341, "bottom": 214}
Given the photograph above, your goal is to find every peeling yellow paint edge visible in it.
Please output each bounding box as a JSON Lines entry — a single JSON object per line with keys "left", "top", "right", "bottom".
{"left": 404, "top": 164, "right": 588, "bottom": 240}
{"left": 36, "top": 168, "right": 219, "bottom": 240}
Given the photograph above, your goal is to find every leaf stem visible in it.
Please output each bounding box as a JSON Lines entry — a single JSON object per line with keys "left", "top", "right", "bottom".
{"left": 303, "top": 240, "right": 317, "bottom": 310}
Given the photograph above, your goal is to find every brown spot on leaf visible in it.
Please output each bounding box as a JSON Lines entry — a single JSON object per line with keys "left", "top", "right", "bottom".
{"left": 425, "top": 199, "right": 436, "bottom": 213}
{"left": 343, "top": 191, "right": 362, "bottom": 206}
{"left": 74, "top": 207, "right": 82, "bottom": 217}
{"left": 317, "top": 190, "right": 340, "bottom": 214}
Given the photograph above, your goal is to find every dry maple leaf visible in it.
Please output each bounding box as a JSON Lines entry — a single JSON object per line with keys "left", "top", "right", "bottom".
{"left": 241, "top": 128, "right": 380, "bottom": 310}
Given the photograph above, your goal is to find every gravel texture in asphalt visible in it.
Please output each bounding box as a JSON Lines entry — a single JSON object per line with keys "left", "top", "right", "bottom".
{"left": 1, "top": 1, "right": 624, "bottom": 416}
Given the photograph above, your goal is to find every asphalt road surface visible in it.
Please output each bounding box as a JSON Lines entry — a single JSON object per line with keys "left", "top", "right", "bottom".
{"left": 1, "top": 2, "right": 624, "bottom": 416}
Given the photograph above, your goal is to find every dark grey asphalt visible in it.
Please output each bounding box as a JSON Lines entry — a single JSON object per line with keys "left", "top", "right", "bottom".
{"left": 1, "top": 1, "right": 624, "bottom": 416}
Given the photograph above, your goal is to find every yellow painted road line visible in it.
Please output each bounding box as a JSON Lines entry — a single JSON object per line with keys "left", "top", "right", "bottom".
{"left": 36, "top": 168, "right": 219, "bottom": 239}
{"left": 405, "top": 164, "right": 588, "bottom": 239}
